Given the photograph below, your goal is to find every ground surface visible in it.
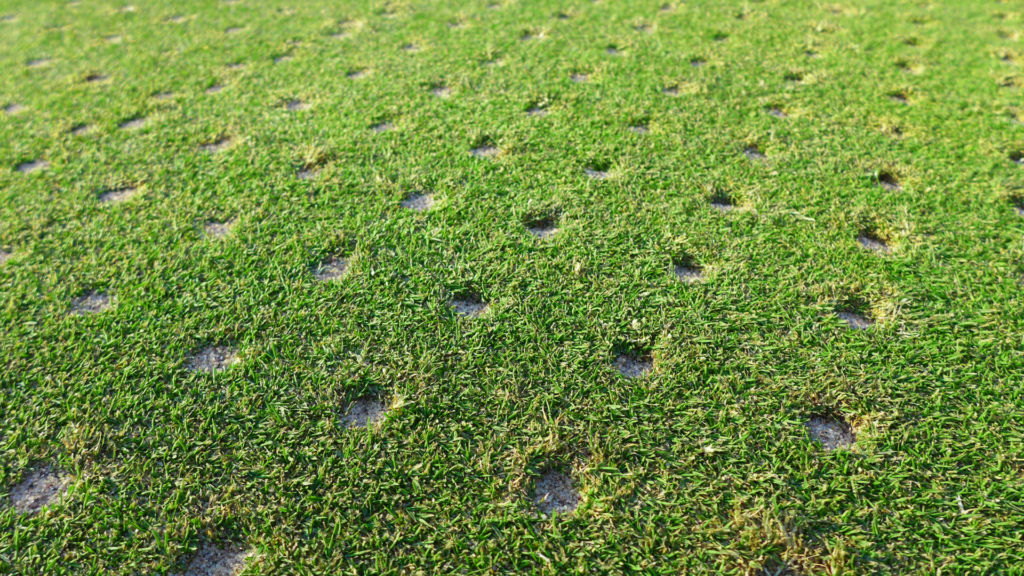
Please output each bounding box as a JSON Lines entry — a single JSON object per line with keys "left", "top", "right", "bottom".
{"left": 1, "top": 0, "right": 1023, "bottom": 574}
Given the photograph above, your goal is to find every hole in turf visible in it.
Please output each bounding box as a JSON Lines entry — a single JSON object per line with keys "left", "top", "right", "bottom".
{"left": 184, "top": 544, "right": 253, "bottom": 576}
{"left": 85, "top": 73, "right": 108, "bottom": 83}
{"left": 690, "top": 58, "right": 706, "bottom": 68}
{"left": 430, "top": 85, "right": 452, "bottom": 98}
{"left": 0, "top": 250, "right": 10, "bottom": 265}
{"left": 450, "top": 292, "right": 489, "bottom": 318}
{"left": 628, "top": 124, "right": 649, "bottom": 134}
{"left": 3, "top": 103, "right": 25, "bottom": 114}
{"left": 533, "top": 470, "right": 580, "bottom": 515}
{"left": 186, "top": 345, "right": 238, "bottom": 372}
{"left": 286, "top": 99, "right": 309, "bottom": 112}
{"left": 225, "top": 26, "right": 244, "bottom": 34}
{"left": 708, "top": 190, "right": 736, "bottom": 212}
{"left": 70, "top": 124, "right": 91, "bottom": 136}
{"left": 672, "top": 255, "right": 703, "bottom": 283}
{"left": 70, "top": 291, "right": 111, "bottom": 315}
{"left": 570, "top": 73, "right": 589, "bottom": 83}
{"left": 834, "top": 297, "right": 873, "bottom": 330}
{"left": 767, "top": 107, "right": 788, "bottom": 118}
{"left": 856, "top": 230, "right": 890, "bottom": 253}
{"left": 26, "top": 58, "right": 50, "bottom": 68}
{"left": 888, "top": 91, "right": 909, "bottom": 104}
{"left": 152, "top": 91, "right": 175, "bottom": 100}
{"left": 16, "top": 160, "right": 48, "bottom": 173}
{"left": 119, "top": 117, "right": 147, "bottom": 130}
{"left": 370, "top": 121, "right": 394, "bottom": 133}
{"left": 555, "top": 11, "right": 571, "bottom": 20}
{"left": 783, "top": 71, "right": 804, "bottom": 84}
{"left": 205, "top": 85, "right": 224, "bottom": 94}
{"left": 520, "top": 30, "right": 541, "bottom": 41}
{"left": 203, "top": 219, "right": 234, "bottom": 239}
{"left": 201, "top": 136, "right": 232, "bottom": 153}
{"left": 166, "top": 15, "right": 187, "bottom": 24}
{"left": 662, "top": 85, "right": 679, "bottom": 96}
{"left": 1010, "top": 151, "right": 1024, "bottom": 166}
{"left": 874, "top": 171, "right": 901, "bottom": 191}
{"left": 401, "top": 192, "right": 434, "bottom": 212}
{"left": 274, "top": 54, "right": 294, "bottom": 64}
{"left": 712, "top": 32, "right": 729, "bottom": 42}
{"left": 805, "top": 414, "right": 855, "bottom": 451}
{"left": 469, "top": 138, "right": 500, "bottom": 158}
{"left": 743, "top": 144, "right": 766, "bottom": 161}
{"left": 312, "top": 257, "right": 348, "bottom": 281}
{"left": 99, "top": 187, "right": 136, "bottom": 204}
{"left": 526, "top": 105, "right": 548, "bottom": 117}
{"left": 10, "top": 465, "right": 69, "bottom": 515}
{"left": 634, "top": 23, "right": 651, "bottom": 33}
{"left": 105, "top": 35, "right": 122, "bottom": 44}
{"left": 605, "top": 45, "right": 620, "bottom": 55}
{"left": 524, "top": 208, "right": 561, "bottom": 239}
{"left": 341, "top": 396, "right": 388, "bottom": 429}
{"left": 613, "top": 351, "right": 653, "bottom": 379}
{"left": 347, "top": 69, "right": 367, "bottom": 80}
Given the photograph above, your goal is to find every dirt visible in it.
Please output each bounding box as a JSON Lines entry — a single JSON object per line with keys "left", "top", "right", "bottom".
{"left": 70, "top": 292, "right": 111, "bottom": 314}
{"left": 401, "top": 193, "right": 433, "bottom": 211}
{"left": 313, "top": 258, "right": 348, "bottom": 281}
{"left": 186, "top": 346, "right": 238, "bottom": 372}
{"left": 614, "top": 353, "right": 653, "bottom": 378}
{"left": 533, "top": 471, "right": 580, "bottom": 515}
{"left": 183, "top": 545, "right": 251, "bottom": 576}
{"left": 341, "top": 398, "right": 387, "bottom": 429}
{"left": 10, "top": 466, "right": 69, "bottom": 515}
{"left": 805, "top": 416, "right": 856, "bottom": 450}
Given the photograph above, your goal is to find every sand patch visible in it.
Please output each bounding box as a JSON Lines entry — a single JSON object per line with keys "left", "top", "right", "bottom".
{"left": 533, "top": 471, "right": 580, "bottom": 515}
{"left": 99, "top": 188, "right": 136, "bottom": 204}
{"left": 614, "top": 353, "right": 653, "bottom": 378}
{"left": 805, "top": 416, "right": 855, "bottom": 450}
{"left": 401, "top": 193, "right": 433, "bottom": 212}
{"left": 341, "top": 397, "right": 387, "bottom": 429}
{"left": 186, "top": 345, "right": 238, "bottom": 372}
{"left": 71, "top": 292, "right": 111, "bottom": 314}
{"left": 10, "top": 466, "right": 69, "bottom": 515}
{"left": 16, "top": 160, "right": 48, "bottom": 173}
{"left": 184, "top": 545, "right": 252, "bottom": 576}
{"left": 313, "top": 258, "right": 348, "bottom": 281}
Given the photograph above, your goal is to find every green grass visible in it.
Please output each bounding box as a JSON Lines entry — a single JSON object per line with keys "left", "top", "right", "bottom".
{"left": 1, "top": 0, "right": 1024, "bottom": 573}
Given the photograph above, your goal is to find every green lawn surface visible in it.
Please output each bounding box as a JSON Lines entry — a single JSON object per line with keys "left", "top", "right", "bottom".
{"left": 1, "top": 0, "right": 1023, "bottom": 574}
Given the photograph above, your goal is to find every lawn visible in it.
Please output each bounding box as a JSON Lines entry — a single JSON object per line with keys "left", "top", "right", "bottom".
{"left": 1, "top": 0, "right": 1023, "bottom": 574}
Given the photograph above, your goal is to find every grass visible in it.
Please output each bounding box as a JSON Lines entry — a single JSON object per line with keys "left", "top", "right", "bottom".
{"left": 1, "top": 0, "right": 1024, "bottom": 574}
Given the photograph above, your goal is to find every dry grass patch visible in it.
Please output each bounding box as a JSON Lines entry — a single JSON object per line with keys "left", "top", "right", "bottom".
{"left": 99, "top": 187, "right": 136, "bottom": 204}
{"left": 71, "top": 291, "right": 111, "bottom": 315}
{"left": 341, "top": 397, "right": 388, "bottom": 429}
{"left": 10, "top": 465, "right": 70, "bottom": 515}
{"left": 805, "top": 415, "right": 856, "bottom": 450}
{"left": 401, "top": 192, "right": 433, "bottom": 212}
{"left": 184, "top": 545, "right": 253, "bottom": 576}
{"left": 533, "top": 471, "right": 580, "bottom": 515}
{"left": 313, "top": 258, "right": 348, "bottom": 281}
{"left": 614, "top": 352, "right": 653, "bottom": 378}
{"left": 186, "top": 345, "right": 238, "bottom": 372}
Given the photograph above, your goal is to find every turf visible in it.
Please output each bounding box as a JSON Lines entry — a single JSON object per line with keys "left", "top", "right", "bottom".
{"left": 1, "top": 0, "right": 1023, "bottom": 574}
